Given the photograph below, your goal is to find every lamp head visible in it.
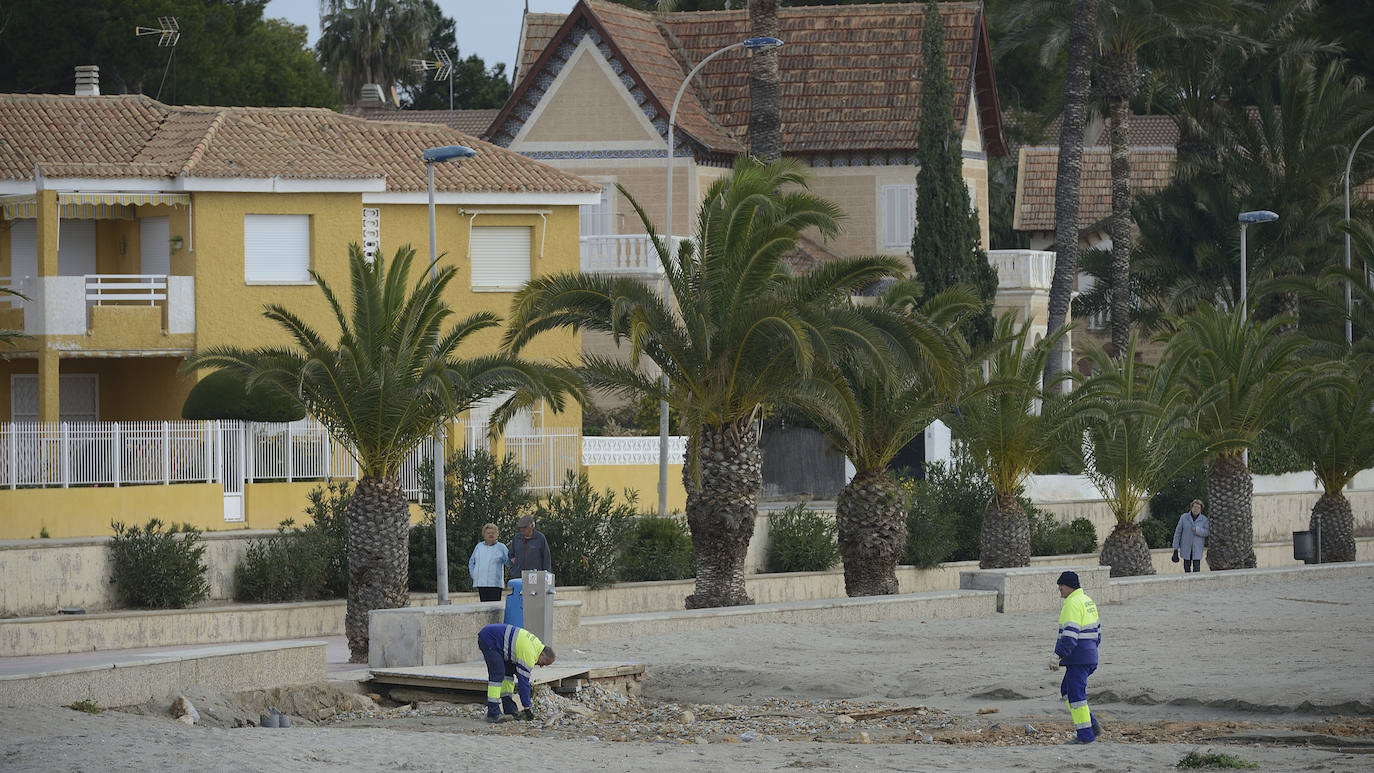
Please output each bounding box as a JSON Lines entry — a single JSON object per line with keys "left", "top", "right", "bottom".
{"left": 742, "top": 37, "right": 784, "bottom": 50}
{"left": 423, "top": 145, "right": 477, "bottom": 164}
{"left": 1238, "top": 210, "right": 1279, "bottom": 225}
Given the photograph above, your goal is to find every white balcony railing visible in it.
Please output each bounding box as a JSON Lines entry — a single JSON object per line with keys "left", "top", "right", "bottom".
{"left": 988, "top": 249, "right": 1055, "bottom": 290}
{"left": 580, "top": 234, "right": 686, "bottom": 275}
{"left": 86, "top": 274, "right": 167, "bottom": 305}
{"left": 0, "top": 276, "right": 30, "bottom": 309}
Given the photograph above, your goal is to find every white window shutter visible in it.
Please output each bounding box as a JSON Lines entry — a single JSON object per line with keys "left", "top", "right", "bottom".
{"left": 140, "top": 216, "right": 171, "bottom": 275}
{"left": 470, "top": 226, "right": 531, "bottom": 289}
{"left": 881, "top": 185, "right": 915, "bottom": 249}
{"left": 9, "top": 220, "right": 37, "bottom": 280}
{"left": 59, "top": 220, "right": 96, "bottom": 276}
{"left": 244, "top": 215, "right": 310, "bottom": 283}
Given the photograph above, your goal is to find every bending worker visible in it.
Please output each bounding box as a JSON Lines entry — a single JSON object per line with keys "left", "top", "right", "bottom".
{"left": 1052, "top": 571, "right": 1103, "bottom": 744}
{"left": 477, "top": 622, "right": 555, "bottom": 723}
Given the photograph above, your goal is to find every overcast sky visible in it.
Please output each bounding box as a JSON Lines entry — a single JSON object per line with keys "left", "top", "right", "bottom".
{"left": 263, "top": 0, "right": 580, "bottom": 73}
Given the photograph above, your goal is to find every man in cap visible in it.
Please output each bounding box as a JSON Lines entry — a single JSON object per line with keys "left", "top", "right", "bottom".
{"left": 509, "top": 514, "right": 551, "bottom": 574}
{"left": 1052, "top": 570, "right": 1103, "bottom": 744}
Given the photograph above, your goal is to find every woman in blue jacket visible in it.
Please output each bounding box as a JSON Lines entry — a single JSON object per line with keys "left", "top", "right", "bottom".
{"left": 1172, "top": 499, "right": 1209, "bottom": 573}
{"left": 469, "top": 523, "right": 512, "bottom": 601}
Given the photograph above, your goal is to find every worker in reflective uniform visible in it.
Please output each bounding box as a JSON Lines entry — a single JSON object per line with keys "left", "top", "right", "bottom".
{"left": 477, "top": 623, "right": 556, "bottom": 723}
{"left": 1052, "top": 571, "right": 1102, "bottom": 744}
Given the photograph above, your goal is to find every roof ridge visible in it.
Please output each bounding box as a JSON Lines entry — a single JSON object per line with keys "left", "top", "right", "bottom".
{"left": 178, "top": 108, "right": 229, "bottom": 177}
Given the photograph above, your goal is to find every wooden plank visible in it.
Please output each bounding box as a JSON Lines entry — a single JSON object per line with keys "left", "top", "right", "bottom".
{"left": 369, "top": 661, "right": 644, "bottom": 691}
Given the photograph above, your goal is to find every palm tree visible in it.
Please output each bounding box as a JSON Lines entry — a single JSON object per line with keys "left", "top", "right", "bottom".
{"left": 1281, "top": 351, "right": 1374, "bottom": 563}
{"left": 1078, "top": 333, "right": 1203, "bottom": 576}
{"left": 747, "top": 0, "right": 782, "bottom": 162}
{"left": 1165, "top": 304, "right": 1314, "bottom": 570}
{"left": 317, "top": 0, "right": 430, "bottom": 101}
{"left": 1007, "top": 0, "right": 1098, "bottom": 387}
{"left": 950, "top": 314, "right": 1087, "bottom": 568}
{"left": 183, "top": 245, "right": 578, "bottom": 661}
{"left": 789, "top": 282, "right": 974, "bottom": 596}
{"left": 505, "top": 157, "right": 904, "bottom": 608}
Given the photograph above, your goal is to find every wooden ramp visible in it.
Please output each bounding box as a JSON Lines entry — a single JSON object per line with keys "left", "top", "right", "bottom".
{"left": 369, "top": 661, "right": 645, "bottom": 695}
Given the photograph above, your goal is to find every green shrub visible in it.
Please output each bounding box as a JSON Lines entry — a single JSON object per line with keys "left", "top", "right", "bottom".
{"left": 409, "top": 449, "right": 534, "bottom": 592}
{"left": 234, "top": 519, "right": 336, "bottom": 602}
{"left": 619, "top": 514, "right": 694, "bottom": 582}
{"left": 1029, "top": 508, "right": 1098, "bottom": 556}
{"left": 180, "top": 369, "right": 306, "bottom": 421}
{"left": 902, "top": 456, "right": 993, "bottom": 566}
{"left": 302, "top": 481, "right": 351, "bottom": 598}
{"left": 1249, "top": 428, "right": 1307, "bottom": 475}
{"left": 1176, "top": 750, "right": 1258, "bottom": 769}
{"left": 1139, "top": 513, "right": 1178, "bottom": 549}
{"left": 108, "top": 519, "right": 209, "bottom": 608}
{"left": 766, "top": 503, "right": 840, "bottom": 573}
{"left": 538, "top": 471, "right": 639, "bottom": 589}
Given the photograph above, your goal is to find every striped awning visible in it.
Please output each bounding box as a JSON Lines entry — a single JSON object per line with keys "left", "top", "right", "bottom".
{"left": 1, "top": 192, "right": 190, "bottom": 220}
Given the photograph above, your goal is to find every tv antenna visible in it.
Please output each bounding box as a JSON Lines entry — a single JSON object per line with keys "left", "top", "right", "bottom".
{"left": 135, "top": 17, "right": 181, "bottom": 102}
{"left": 410, "top": 49, "right": 455, "bottom": 127}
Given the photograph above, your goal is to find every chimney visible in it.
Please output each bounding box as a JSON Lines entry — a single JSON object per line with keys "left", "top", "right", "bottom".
{"left": 358, "top": 84, "right": 386, "bottom": 108}
{"left": 75, "top": 65, "right": 100, "bottom": 96}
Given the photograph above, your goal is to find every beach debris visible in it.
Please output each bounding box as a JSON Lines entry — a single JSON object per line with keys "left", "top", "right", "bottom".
{"left": 977, "top": 707, "right": 999, "bottom": 715}
{"left": 171, "top": 696, "right": 199, "bottom": 725}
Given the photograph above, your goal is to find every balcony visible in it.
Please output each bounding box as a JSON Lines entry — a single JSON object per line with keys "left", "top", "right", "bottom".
{"left": 580, "top": 234, "right": 687, "bottom": 276}
{"left": 3, "top": 273, "right": 195, "bottom": 350}
{"left": 988, "top": 249, "right": 1055, "bottom": 290}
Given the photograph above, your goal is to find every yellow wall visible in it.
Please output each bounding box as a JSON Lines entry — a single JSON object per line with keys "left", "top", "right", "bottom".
{"left": 583, "top": 463, "right": 686, "bottom": 514}
{"left": 0, "top": 483, "right": 227, "bottom": 539}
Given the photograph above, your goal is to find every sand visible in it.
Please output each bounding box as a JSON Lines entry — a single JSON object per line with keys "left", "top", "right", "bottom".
{"left": 3, "top": 574, "right": 1372, "bottom": 771}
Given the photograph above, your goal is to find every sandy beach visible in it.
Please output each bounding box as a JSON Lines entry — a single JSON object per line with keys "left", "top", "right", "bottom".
{"left": 3, "top": 574, "right": 1372, "bottom": 771}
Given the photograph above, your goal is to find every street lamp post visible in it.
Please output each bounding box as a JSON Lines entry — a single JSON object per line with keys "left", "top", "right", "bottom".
{"left": 658, "top": 35, "right": 784, "bottom": 517}
{"left": 1344, "top": 125, "right": 1374, "bottom": 346}
{"left": 424, "top": 144, "right": 477, "bottom": 604}
{"left": 1237, "top": 210, "right": 1279, "bottom": 325}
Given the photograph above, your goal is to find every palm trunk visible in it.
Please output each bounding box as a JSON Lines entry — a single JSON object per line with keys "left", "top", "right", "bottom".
{"left": 1099, "top": 521, "right": 1155, "bottom": 577}
{"left": 1107, "top": 93, "right": 1133, "bottom": 357}
{"left": 1043, "top": 0, "right": 1098, "bottom": 390}
{"left": 978, "top": 492, "right": 1030, "bottom": 568}
{"left": 836, "top": 468, "right": 905, "bottom": 596}
{"left": 748, "top": 0, "right": 782, "bottom": 163}
{"left": 683, "top": 420, "right": 761, "bottom": 608}
{"left": 1311, "top": 492, "right": 1355, "bottom": 563}
{"left": 1205, "top": 452, "right": 1256, "bottom": 570}
{"left": 344, "top": 474, "right": 412, "bottom": 663}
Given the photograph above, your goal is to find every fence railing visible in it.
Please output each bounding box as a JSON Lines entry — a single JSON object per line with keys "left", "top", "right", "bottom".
{"left": 582, "top": 435, "right": 686, "bottom": 466}
{"left": 580, "top": 234, "right": 687, "bottom": 275}
{"left": 86, "top": 274, "right": 168, "bottom": 305}
{"left": 0, "top": 276, "right": 29, "bottom": 308}
{"left": 0, "top": 418, "right": 577, "bottom": 500}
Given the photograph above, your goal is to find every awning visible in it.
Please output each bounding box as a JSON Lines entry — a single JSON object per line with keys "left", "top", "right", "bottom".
{"left": 1, "top": 192, "right": 190, "bottom": 220}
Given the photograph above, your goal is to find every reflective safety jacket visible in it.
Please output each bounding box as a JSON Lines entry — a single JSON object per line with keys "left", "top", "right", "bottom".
{"left": 478, "top": 623, "right": 547, "bottom": 707}
{"left": 1054, "top": 588, "right": 1100, "bottom": 665}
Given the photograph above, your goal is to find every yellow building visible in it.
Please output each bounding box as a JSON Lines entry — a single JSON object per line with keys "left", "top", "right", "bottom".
{"left": 0, "top": 82, "right": 599, "bottom": 424}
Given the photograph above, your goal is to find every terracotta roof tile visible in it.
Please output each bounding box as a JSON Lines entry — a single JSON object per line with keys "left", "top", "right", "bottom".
{"left": 342, "top": 106, "right": 501, "bottom": 136}
{"left": 0, "top": 94, "right": 598, "bottom": 195}
{"left": 1013, "top": 146, "right": 1177, "bottom": 232}
{"left": 505, "top": 1, "right": 1002, "bottom": 157}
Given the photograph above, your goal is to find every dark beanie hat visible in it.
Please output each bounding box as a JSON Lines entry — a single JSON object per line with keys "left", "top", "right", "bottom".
{"left": 1056, "top": 571, "right": 1080, "bottom": 589}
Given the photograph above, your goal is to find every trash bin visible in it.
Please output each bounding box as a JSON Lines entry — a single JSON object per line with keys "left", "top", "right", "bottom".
{"left": 504, "top": 578, "right": 523, "bottom": 627}
{"left": 1292, "top": 531, "right": 1315, "bottom": 563}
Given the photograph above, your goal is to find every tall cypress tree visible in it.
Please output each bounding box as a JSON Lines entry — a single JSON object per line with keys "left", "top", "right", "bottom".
{"left": 911, "top": 0, "right": 997, "bottom": 345}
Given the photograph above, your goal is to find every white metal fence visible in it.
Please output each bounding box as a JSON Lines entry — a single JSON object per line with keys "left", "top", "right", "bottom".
{"left": 0, "top": 418, "right": 579, "bottom": 500}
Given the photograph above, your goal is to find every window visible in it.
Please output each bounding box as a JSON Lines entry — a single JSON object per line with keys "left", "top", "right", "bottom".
{"left": 140, "top": 216, "right": 170, "bottom": 275}
{"left": 580, "top": 182, "right": 614, "bottom": 238}
{"left": 10, "top": 374, "right": 99, "bottom": 421}
{"left": 362, "top": 208, "right": 380, "bottom": 262}
{"left": 6, "top": 220, "right": 96, "bottom": 277}
{"left": 881, "top": 185, "right": 916, "bottom": 250}
{"left": 244, "top": 214, "right": 310, "bottom": 283}
{"left": 470, "top": 226, "right": 531, "bottom": 289}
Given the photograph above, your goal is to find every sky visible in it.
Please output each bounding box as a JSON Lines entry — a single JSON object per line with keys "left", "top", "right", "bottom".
{"left": 264, "top": 0, "right": 581, "bottom": 73}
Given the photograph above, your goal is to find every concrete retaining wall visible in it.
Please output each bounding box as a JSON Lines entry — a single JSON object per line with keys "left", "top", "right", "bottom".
{"left": 0, "top": 640, "right": 326, "bottom": 708}
{"left": 368, "top": 600, "right": 582, "bottom": 669}
{"left": 960, "top": 565, "right": 1112, "bottom": 612}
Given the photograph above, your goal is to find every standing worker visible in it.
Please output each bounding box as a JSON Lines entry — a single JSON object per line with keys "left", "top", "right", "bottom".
{"left": 1172, "top": 499, "right": 1209, "bottom": 572}
{"left": 1051, "top": 571, "right": 1103, "bottom": 744}
{"left": 509, "top": 515, "right": 551, "bottom": 574}
{"left": 477, "top": 622, "right": 555, "bottom": 723}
